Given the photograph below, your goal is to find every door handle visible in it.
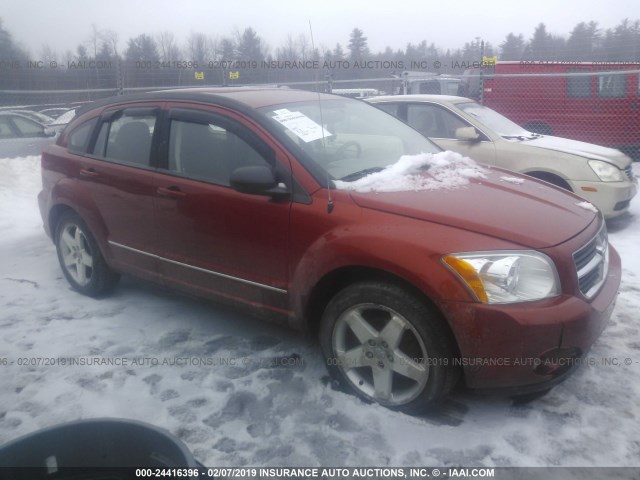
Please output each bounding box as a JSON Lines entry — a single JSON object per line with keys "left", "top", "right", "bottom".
{"left": 157, "top": 186, "right": 187, "bottom": 198}
{"left": 79, "top": 168, "right": 99, "bottom": 178}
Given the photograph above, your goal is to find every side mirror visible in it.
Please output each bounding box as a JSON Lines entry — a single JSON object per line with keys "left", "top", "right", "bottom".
{"left": 455, "top": 126, "right": 480, "bottom": 142}
{"left": 43, "top": 127, "right": 57, "bottom": 137}
{"left": 230, "top": 166, "right": 289, "bottom": 199}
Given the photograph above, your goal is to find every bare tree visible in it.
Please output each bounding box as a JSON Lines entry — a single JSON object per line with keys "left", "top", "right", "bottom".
{"left": 186, "top": 32, "right": 212, "bottom": 63}
{"left": 102, "top": 29, "right": 120, "bottom": 58}
{"left": 297, "top": 34, "right": 310, "bottom": 61}
{"left": 40, "top": 45, "right": 58, "bottom": 64}
{"left": 157, "top": 31, "right": 181, "bottom": 61}
{"left": 276, "top": 34, "right": 299, "bottom": 60}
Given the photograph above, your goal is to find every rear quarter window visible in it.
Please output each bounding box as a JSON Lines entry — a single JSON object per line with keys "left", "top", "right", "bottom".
{"left": 68, "top": 118, "right": 98, "bottom": 154}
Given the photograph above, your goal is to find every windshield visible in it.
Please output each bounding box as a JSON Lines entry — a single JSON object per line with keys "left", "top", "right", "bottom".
{"left": 457, "top": 101, "right": 534, "bottom": 138}
{"left": 260, "top": 99, "right": 441, "bottom": 181}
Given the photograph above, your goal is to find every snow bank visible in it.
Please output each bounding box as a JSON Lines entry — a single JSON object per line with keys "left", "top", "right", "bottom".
{"left": 0, "top": 155, "right": 43, "bottom": 244}
{"left": 334, "top": 151, "right": 486, "bottom": 193}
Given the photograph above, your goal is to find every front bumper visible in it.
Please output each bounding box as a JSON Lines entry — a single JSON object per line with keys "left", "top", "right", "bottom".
{"left": 571, "top": 179, "right": 637, "bottom": 219}
{"left": 441, "top": 245, "right": 621, "bottom": 392}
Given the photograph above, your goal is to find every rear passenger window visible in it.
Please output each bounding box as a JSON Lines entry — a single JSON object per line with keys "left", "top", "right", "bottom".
{"left": 167, "top": 117, "right": 271, "bottom": 186}
{"left": 91, "top": 111, "right": 157, "bottom": 167}
{"left": 68, "top": 118, "right": 97, "bottom": 154}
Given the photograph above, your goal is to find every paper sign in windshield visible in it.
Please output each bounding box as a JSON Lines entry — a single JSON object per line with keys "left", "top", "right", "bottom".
{"left": 272, "top": 110, "right": 332, "bottom": 143}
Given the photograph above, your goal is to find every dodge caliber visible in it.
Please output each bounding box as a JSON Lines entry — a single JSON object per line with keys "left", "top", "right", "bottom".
{"left": 38, "top": 88, "right": 621, "bottom": 412}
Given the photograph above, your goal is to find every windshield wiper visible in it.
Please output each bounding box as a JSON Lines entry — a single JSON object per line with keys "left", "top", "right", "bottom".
{"left": 503, "top": 133, "right": 543, "bottom": 141}
{"left": 340, "top": 167, "right": 385, "bottom": 182}
{"left": 502, "top": 135, "right": 528, "bottom": 141}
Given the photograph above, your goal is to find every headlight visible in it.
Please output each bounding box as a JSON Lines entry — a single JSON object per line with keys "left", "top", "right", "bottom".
{"left": 588, "top": 160, "right": 625, "bottom": 182}
{"left": 442, "top": 251, "right": 560, "bottom": 304}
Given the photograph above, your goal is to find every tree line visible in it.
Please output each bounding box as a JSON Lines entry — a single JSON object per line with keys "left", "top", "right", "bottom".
{"left": 1, "top": 18, "right": 639, "bottom": 92}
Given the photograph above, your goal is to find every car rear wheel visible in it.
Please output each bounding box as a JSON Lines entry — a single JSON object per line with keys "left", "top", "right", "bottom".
{"left": 320, "top": 282, "right": 459, "bottom": 413}
{"left": 55, "top": 212, "right": 119, "bottom": 297}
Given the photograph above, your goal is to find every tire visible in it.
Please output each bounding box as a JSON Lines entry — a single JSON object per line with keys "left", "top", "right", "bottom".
{"left": 55, "top": 212, "right": 120, "bottom": 297}
{"left": 320, "top": 281, "right": 459, "bottom": 413}
{"left": 527, "top": 172, "right": 573, "bottom": 192}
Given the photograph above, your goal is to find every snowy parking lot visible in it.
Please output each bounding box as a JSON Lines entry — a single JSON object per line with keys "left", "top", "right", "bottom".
{"left": 0, "top": 155, "right": 639, "bottom": 467}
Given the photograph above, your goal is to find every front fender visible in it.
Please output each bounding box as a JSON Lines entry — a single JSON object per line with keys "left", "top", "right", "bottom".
{"left": 287, "top": 193, "right": 496, "bottom": 320}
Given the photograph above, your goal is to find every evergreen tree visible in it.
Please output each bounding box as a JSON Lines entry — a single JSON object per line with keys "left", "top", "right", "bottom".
{"left": 236, "top": 28, "right": 265, "bottom": 61}
{"left": 601, "top": 19, "right": 640, "bottom": 60}
{"left": 567, "top": 22, "right": 599, "bottom": 60}
{"left": 348, "top": 28, "right": 369, "bottom": 60}
{"left": 220, "top": 37, "right": 236, "bottom": 60}
{"left": 125, "top": 34, "right": 159, "bottom": 62}
{"left": 500, "top": 33, "right": 525, "bottom": 60}
{"left": 528, "top": 23, "right": 553, "bottom": 59}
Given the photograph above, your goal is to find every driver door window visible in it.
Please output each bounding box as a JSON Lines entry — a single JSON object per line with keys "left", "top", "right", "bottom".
{"left": 167, "top": 118, "right": 271, "bottom": 186}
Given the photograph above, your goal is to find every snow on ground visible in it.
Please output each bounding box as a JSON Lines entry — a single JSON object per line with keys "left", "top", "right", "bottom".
{"left": 0, "top": 156, "right": 639, "bottom": 467}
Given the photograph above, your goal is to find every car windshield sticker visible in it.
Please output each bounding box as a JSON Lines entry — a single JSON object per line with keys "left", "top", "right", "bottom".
{"left": 271, "top": 110, "right": 332, "bottom": 143}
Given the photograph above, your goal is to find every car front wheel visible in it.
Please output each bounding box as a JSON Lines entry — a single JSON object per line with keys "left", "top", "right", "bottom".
{"left": 320, "top": 282, "right": 459, "bottom": 413}
{"left": 55, "top": 212, "right": 119, "bottom": 297}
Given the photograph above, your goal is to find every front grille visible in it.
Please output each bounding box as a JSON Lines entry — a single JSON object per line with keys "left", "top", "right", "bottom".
{"left": 573, "top": 224, "right": 609, "bottom": 299}
{"left": 624, "top": 165, "right": 633, "bottom": 181}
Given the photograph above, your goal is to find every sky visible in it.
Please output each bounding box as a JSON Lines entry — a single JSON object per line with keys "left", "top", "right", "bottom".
{"left": 0, "top": 0, "right": 638, "bottom": 58}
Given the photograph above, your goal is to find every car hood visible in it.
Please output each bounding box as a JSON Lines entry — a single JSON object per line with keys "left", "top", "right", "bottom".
{"left": 348, "top": 167, "right": 596, "bottom": 249}
{"left": 516, "top": 135, "right": 630, "bottom": 168}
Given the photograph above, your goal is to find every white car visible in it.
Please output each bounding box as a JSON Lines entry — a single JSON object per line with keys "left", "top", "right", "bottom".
{"left": 367, "top": 95, "right": 637, "bottom": 219}
{"left": 0, "top": 112, "right": 57, "bottom": 158}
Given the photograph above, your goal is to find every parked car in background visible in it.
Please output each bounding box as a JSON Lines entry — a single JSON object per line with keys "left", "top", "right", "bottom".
{"left": 6, "top": 109, "right": 55, "bottom": 125}
{"left": 48, "top": 109, "right": 76, "bottom": 133}
{"left": 0, "top": 112, "right": 57, "bottom": 158}
{"left": 39, "top": 107, "right": 72, "bottom": 119}
{"left": 39, "top": 88, "right": 620, "bottom": 412}
{"left": 368, "top": 94, "right": 637, "bottom": 219}
{"left": 332, "top": 88, "right": 381, "bottom": 99}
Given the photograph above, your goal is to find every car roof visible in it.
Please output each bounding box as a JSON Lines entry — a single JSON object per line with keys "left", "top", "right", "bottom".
{"left": 75, "top": 87, "right": 341, "bottom": 117}
{"left": 367, "top": 94, "right": 473, "bottom": 105}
